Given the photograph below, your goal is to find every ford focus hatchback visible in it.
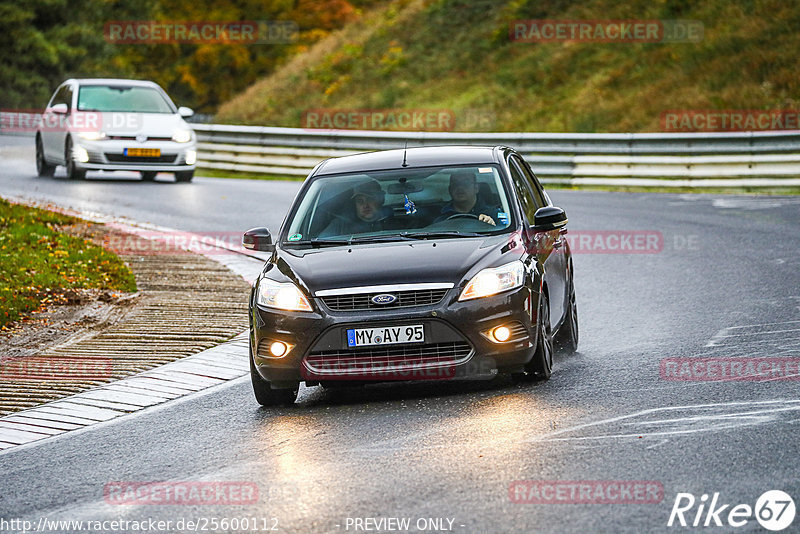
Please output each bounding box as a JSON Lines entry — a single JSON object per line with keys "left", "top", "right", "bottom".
{"left": 244, "top": 146, "right": 578, "bottom": 406}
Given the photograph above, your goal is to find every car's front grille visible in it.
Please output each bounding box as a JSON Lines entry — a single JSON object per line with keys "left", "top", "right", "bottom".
{"left": 105, "top": 154, "right": 177, "bottom": 163}
{"left": 107, "top": 136, "right": 172, "bottom": 141}
{"left": 320, "top": 288, "right": 449, "bottom": 311}
{"left": 304, "top": 341, "right": 472, "bottom": 374}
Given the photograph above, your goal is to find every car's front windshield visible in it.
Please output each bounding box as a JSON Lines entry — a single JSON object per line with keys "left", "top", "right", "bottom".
{"left": 77, "top": 85, "right": 174, "bottom": 113}
{"left": 283, "top": 165, "right": 514, "bottom": 245}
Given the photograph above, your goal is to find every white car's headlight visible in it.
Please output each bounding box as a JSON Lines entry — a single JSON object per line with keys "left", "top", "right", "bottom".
{"left": 459, "top": 261, "right": 525, "bottom": 301}
{"left": 257, "top": 278, "right": 313, "bottom": 312}
{"left": 171, "top": 129, "right": 192, "bottom": 143}
{"left": 77, "top": 131, "right": 106, "bottom": 141}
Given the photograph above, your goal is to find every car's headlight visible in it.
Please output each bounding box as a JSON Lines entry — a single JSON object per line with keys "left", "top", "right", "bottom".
{"left": 171, "top": 129, "right": 192, "bottom": 143}
{"left": 459, "top": 261, "right": 525, "bottom": 301}
{"left": 256, "top": 278, "right": 313, "bottom": 312}
{"left": 77, "top": 131, "right": 106, "bottom": 141}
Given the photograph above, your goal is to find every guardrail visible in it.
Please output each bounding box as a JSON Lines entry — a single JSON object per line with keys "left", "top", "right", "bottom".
{"left": 4, "top": 115, "right": 799, "bottom": 187}
{"left": 192, "top": 124, "right": 800, "bottom": 187}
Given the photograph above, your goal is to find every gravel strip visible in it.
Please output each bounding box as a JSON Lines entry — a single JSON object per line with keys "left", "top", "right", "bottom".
{"left": 0, "top": 226, "right": 251, "bottom": 416}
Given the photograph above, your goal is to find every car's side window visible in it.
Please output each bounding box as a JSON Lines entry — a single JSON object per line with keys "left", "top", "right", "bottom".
{"left": 49, "top": 85, "right": 72, "bottom": 110}
{"left": 511, "top": 155, "right": 547, "bottom": 208}
{"left": 48, "top": 86, "right": 67, "bottom": 108}
{"left": 508, "top": 159, "right": 538, "bottom": 224}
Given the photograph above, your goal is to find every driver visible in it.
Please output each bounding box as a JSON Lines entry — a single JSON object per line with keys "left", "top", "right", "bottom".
{"left": 319, "top": 179, "right": 392, "bottom": 237}
{"left": 434, "top": 170, "right": 500, "bottom": 225}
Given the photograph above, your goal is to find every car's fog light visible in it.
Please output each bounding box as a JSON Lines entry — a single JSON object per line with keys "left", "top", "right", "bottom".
{"left": 185, "top": 149, "right": 196, "bottom": 165}
{"left": 73, "top": 146, "right": 89, "bottom": 163}
{"left": 492, "top": 326, "right": 511, "bottom": 342}
{"left": 270, "top": 341, "right": 289, "bottom": 357}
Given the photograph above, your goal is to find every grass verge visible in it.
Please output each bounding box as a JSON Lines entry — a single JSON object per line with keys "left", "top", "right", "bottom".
{"left": 197, "top": 168, "right": 306, "bottom": 181}
{"left": 0, "top": 198, "right": 137, "bottom": 329}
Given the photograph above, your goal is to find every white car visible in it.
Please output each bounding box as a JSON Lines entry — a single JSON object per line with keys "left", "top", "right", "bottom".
{"left": 35, "top": 78, "right": 197, "bottom": 182}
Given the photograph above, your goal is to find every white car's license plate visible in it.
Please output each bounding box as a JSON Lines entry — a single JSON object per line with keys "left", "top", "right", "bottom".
{"left": 347, "top": 325, "right": 424, "bottom": 347}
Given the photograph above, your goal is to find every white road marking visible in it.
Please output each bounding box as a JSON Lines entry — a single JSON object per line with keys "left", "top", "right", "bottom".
{"left": 644, "top": 439, "right": 669, "bottom": 450}
{"left": 528, "top": 399, "right": 800, "bottom": 443}
{"left": 711, "top": 197, "right": 800, "bottom": 210}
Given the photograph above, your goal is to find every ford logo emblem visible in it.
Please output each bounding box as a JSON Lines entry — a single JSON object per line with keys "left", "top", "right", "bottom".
{"left": 371, "top": 293, "right": 397, "bottom": 305}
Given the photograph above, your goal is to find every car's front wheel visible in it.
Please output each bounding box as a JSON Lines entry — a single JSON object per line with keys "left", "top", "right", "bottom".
{"left": 554, "top": 275, "right": 578, "bottom": 354}
{"left": 250, "top": 350, "right": 298, "bottom": 407}
{"left": 36, "top": 136, "right": 55, "bottom": 177}
{"left": 175, "top": 170, "right": 194, "bottom": 182}
{"left": 65, "top": 139, "right": 86, "bottom": 180}
{"left": 514, "top": 292, "right": 553, "bottom": 382}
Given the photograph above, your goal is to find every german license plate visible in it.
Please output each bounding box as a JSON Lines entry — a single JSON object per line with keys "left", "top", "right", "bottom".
{"left": 125, "top": 148, "right": 160, "bottom": 157}
{"left": 347, "top": 324, "right": 424, "bottom": 347}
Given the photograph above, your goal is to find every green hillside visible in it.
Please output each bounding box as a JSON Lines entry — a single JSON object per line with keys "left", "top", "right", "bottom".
{"left": 216, "top": 0, "right": 800, "bottom": 132}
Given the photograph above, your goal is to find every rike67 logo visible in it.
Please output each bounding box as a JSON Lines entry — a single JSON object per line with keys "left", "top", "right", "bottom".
{"left": 668, "top": 490, "right": 795, "bottom": 531}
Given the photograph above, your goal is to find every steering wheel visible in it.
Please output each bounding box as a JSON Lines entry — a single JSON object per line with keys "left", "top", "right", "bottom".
{"left": 446, "top": 213, "right": 481, "bottom": 221}
{"left": 445, "top": 213, "right": 494, "bottom": 226}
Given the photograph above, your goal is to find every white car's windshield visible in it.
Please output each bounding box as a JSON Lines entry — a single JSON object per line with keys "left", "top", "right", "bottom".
{"left": 284, "top": 165, "right": 514, "bottom": 244}
{"left": 77, "top": 85, "right": 174, "bottom": 113}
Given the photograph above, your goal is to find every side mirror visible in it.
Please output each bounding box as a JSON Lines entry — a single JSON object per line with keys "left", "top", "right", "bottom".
{"left": 50, "top": 103, "right": 68, "bottom": 115}
{"left": 178, "top": 106, "right": 194, "bottom": 118}
{"left": 243, "top": 227, "right": 275, "bottom": 252}
{"left": 532, "top": 206, "right": 567, "bottom": 231}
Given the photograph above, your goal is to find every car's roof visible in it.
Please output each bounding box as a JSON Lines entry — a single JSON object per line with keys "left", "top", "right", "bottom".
{"left": 314, "top": 146, "right": 506, "bottom": 176}
{"left": 65, "top": 79, "right": 162, "bottom": 88}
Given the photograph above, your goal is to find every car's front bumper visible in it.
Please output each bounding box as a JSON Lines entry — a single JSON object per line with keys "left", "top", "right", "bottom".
{"left": 72, "top": 138, "right": 196, "bottom": 172}
{"left": 250, "top": 285, "right": 540, "bottom": 387}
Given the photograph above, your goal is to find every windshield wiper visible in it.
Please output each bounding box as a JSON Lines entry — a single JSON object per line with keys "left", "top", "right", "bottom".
{"left": 284, "top": 232, "right": 481, "bottom": 247}
{"left": 283, "top": 238, "right": 351, "bottom": 248}
{"left": 346, "top": 234, "right": 418, "bottom": 244}
{"left": 398, "top": 231, "right": 486, "bottom": 239}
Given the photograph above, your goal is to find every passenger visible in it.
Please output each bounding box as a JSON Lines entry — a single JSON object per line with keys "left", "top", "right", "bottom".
{"left": 319, "top": 179, "right": 392, "bottom": 237}
{"left": 435, "top": 170, "right": 501, "bottom": 225}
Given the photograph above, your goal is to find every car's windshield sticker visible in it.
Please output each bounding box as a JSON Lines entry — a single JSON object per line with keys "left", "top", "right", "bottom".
{"left": 288, "top": 233, "right": 302, "bottom": 241}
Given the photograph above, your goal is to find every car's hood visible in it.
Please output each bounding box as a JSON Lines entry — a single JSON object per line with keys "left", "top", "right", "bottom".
{"left": 275, "top": 235, "right": 515, "bottom": 295}
{"left": 98, "top": 112, "right": 190, "bottom": 138}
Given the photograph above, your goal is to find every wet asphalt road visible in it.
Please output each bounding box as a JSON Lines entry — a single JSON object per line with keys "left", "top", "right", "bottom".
{"left": 1, "top": 135, "right": 800, "bottom": 533}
